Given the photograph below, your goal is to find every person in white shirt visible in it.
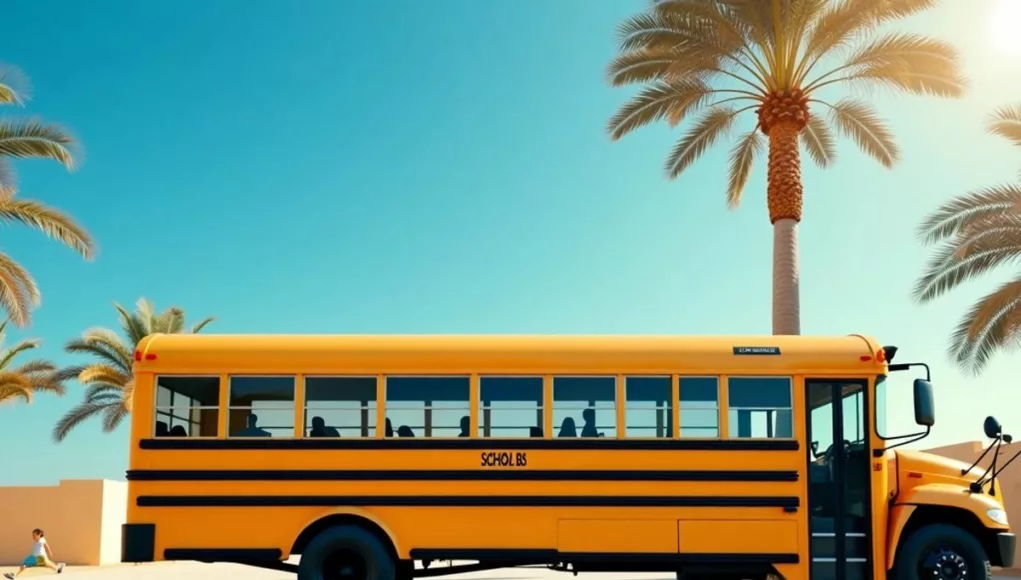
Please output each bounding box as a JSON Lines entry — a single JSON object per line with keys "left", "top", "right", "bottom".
{"left": 3, "top": 528, "right": 65, "bottom": 578}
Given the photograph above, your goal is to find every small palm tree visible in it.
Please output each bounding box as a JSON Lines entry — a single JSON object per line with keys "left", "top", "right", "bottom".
{"left": 914, "top": 105, "right": 1021, "bottom": 374}
{"left": 0, "top": 64, "right": 96, "bottom": 327}
{"left": 0, "top": 319, "right": 64, "bottom": 406}
{"left": 607, "top": 0, "right": 964, "bottom": 335}
{"left": 52, "top": 299, "right": 215, "bottom": 441}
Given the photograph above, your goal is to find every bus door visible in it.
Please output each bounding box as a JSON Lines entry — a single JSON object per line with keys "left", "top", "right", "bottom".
{"left": 805, "top": 379, "right": 872, "bottom": 580}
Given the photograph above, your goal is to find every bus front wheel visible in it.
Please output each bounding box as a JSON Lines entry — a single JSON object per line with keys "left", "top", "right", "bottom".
{"left": 298, "top": 525, "right": 396, "bottom": 580}
{"left": 894, "top": 523, "right": 992, "bottom": 580}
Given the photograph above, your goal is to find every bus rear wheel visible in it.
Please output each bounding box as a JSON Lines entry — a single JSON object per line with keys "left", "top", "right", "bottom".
{"left": 895, "top": 523, "right": 992, "bottom": 580}
{"left": 298, "top": 525, "right": 396, "bottom": 580}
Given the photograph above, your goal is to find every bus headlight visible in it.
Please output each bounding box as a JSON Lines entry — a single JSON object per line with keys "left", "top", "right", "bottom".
{"left": 987, "top": 508, "right": 1009, "bottom": 525}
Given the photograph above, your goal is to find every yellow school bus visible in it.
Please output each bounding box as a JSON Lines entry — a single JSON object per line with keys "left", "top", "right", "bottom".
{"left": 121, "top": 334, "right": 1016, "bottom": 580}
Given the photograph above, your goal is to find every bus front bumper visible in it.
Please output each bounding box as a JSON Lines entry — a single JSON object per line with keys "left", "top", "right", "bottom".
{"left": 122, "top": 523, "right": 156, "bottom": 563}
{"left": 996, "top": 532, "right": 1017, "bottom": 568}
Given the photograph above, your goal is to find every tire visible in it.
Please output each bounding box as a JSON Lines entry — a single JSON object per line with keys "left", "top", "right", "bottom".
{"left": 894, "top": 523, "right": 991, "bottom": 580}
{"left": 298, "top": 525, "right": 396, "bottom": 580}
{"left": 396, "top": 560, "right": 415, "bottom": 580}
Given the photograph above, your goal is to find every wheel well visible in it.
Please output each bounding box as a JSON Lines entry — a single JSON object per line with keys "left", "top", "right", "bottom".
{"left": 291, "top": 514, "right": 398, "bottom": 560}
{"left": 895, "top": 505, "right": 1000, "bottom": 567}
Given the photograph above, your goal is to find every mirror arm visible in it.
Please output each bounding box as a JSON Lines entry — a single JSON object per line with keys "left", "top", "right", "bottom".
{"left": 873, "top": 426, "right": 931, "bottom": 457}
{"left": 963, "top": 437, "right": 998, "bottom": 475}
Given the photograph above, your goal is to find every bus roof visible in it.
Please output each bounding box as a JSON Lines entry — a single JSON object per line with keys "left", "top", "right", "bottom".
{"left": 133, "top": 334, "right": 886, "bottom": 375}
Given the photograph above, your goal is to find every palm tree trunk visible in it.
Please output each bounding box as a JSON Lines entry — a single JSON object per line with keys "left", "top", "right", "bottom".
{"left": 766, "top": 121, "right": 804, "bottom": 335}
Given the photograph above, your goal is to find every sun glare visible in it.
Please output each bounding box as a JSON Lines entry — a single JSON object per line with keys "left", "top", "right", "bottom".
{"left": 990, "top": 0, "right": 1021, "bottom": 57}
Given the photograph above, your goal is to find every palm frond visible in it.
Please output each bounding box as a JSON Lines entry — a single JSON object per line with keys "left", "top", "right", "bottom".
{"left": 136, "top": 298, "right": 156, "bottom": 330}
{"left": 53, "top": 400, "right": 118, "bottom": 442}
{"left": 77, "top": 363, "right": 132, "bottom": 387}
{"left": 114, "top": 302, "right": 150, "bottom": 346}
{"left": 79, "top": 327, "right": 133, "bottom": 369}
{"left": 155, "top": 308, "right": 185, "bottom": 334}
{"left": 615, "top": 8, "right": 726, "bottom": 54}
{"left": 53, "top": 364, "right": 88, "bottom": 383}
{"left": 608, "top": 79, "right": 714, "bottom": 140}
{"left": 809, "top": 32, "right": 964, "bottom": 98}
{"left": 665, "top": 106, "right": 741, "bottom": 178}
{"left": 726, "top": 128, "right": 764, "bottom": 208}
{"left": 101, "top": 404, "right": 129, "bottom": 432}
{"left": 0, "top": 198, "right": 96, "bottom": 260}
{"left": 0, "top": 251, "right": 39, "bottom": 327}
{"left": 801, "top": 114, "right": 836, "bottom": 168}
{"left": 825, "top": 98, "right": 899, "bottom": 168}
{"left": 0, "top": 159, "right": 16, "bottom": 196}
{"left": 84, "top": 383, "right": 125, "bottom": 401}
{"left": 915, "top": 184, "right": 1021, "bottom": 245}
{"left": 949, "top": 277, "right": 1021, "bottom": 374}
{"left": 0, "top": 64, "right": 30, "bottom": 106}
{"left": 15, "top": 358, "right": 56, "bottom": 375}
{"left": 0, "top": 338, "right": 39, "bottom": 369}
{"left": 65, "top": 335, "right": 132, "bottom": 373}
{"left": 191, "top": 317, "right": 215, "bottom": 334}
{"left": 0, "top": 119, "right": 76, "bottom": 170}
{"left": 913, "top": 232, "right": 1021, "bottom": 303}
{"left": 0, "top": 383, "right": 31, "bottom": 405}
{"left": 988, "top": 104, "right": 1021, "bottom": 148}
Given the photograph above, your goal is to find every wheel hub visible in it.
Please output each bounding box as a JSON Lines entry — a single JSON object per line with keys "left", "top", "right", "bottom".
{"left": 921, "top": 547, "right": 969, "bottom": 580}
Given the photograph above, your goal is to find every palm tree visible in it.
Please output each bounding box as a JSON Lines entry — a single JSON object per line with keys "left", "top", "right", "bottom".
{"left": 0, "top": 64, "right": 96, "bottom": 327}
{"left": 914, "top": 105, "right": 1021, "bottom": 374}
{"left": 607, "top": 0, "right": 964, "bottom": 335}
{"left": 52, "top": 299, "right": 215, "bottom": 441}
{"left": 0, "top": 319, "right": 64, "bottom": 405}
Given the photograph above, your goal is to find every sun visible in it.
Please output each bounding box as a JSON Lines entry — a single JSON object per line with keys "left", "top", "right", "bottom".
{"left": 990, "top": 0, "right": 1021, "bottom": 57}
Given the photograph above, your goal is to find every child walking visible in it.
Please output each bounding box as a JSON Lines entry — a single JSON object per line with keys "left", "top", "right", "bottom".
{"left": 3, "top": 529, "right": 65, "bottom": 578}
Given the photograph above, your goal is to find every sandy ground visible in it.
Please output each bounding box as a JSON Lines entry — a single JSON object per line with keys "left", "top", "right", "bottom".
{"left": 1, "top": 562, "right": 1016, "bottom": 579}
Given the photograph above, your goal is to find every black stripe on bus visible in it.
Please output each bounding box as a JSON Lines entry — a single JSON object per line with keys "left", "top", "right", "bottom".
{"left": 409, "top": 548, "right": 799, "bottom": 565}
{"left": 137, "top": 438, "right": 799, "bottom": 451}
{"left": 136, "top": 495, "right": 799, "bottom": 509}
{"left": 125, "top": 469, "right": 798, "bottom": 482}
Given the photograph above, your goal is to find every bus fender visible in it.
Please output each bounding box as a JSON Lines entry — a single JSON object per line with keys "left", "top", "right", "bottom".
{"left": 896, "top": 482, "right": 1008, "bottom": 530}
{"left": 885, "top": 504, "right": 916, "bottom": 570}
{"left": 292, "top": 507, "right": 404, "bottom": 559}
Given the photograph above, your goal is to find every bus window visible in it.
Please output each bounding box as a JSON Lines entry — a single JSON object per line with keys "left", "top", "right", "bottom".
{"left": 385, "top": 376, "right": 470, "bottom": 438}
{"left": 727, "top": 377, "right": 793, "bottom": 439}
{"left": 552, "top": 376, "right": 616, "bottom": 438}
{"left": 479, "top": 376, "right": 543, "bottom": 438}
{"left": 227, "top": 376, "right": 296, "bottom": 438}
{"left": 624, "top": 376, "right": 672, "bottom": 438}
{"left": 304, "top": 376, "right": 377, "bottom": 438}
{"left": 154, "top": 376, "right": 220, "bottom": 438}
{"left": 679, "top": 377, "right": 719, "bottom": 437}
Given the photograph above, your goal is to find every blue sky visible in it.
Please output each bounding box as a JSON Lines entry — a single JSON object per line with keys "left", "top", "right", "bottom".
{"left": 1, "top": 0, "right": 1020, "bottom": 485}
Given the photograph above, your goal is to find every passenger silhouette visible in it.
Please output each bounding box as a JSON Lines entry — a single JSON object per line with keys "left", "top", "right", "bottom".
{"left": 581, "top": 408, "right": 600, "bottom": 438}
{"left": 155, "top": 421, "right": 169, "bottom": 437}
{"left": 169, "top": 425, "right": 187, "bottom": 437}
{"left": 309, "top": 416, "right": 340, "bottom": 438}
{"left": 237, "top": 413, "right": 271, "bottom": 437}
{"left": 385, "top": 418, "right": 394, "bottom": 437}
{"left": 458, "top": 416, "right": 470, "bottom": 437}
{"left": 397, "top": 425, "right": 415, "bottom": 437}
{"left": 529, "top": 426, "right": 543, "bottom": 438}
{"left": 558, "top": 417, "right": 577, "bottom": 438}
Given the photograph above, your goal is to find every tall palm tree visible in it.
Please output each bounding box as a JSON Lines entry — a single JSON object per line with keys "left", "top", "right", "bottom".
{"left": 52, "top": 299, "right": 215, "bottom": 441}
{"left": 914, "top": 105, "right": 1021, "bottom": 374}
{"left": 607, "top": 0, "right": 964, "bottom": 335}
{"left": 0, "top": 319, "right": 64, "bottom": 405}
{"left": 0, "top": 63, "right": 96, "bottom": 327}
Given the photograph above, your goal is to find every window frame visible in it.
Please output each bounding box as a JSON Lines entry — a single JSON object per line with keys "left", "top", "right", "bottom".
{"left": 551, "top": 374, "right": 619, "bottom": 439}
{"left": 302, "top": 375, "right": 379, "bottom": 438}
{"left": 227, "top": 374, "right": 299, "bottom": 438}
{"left": 725, "top": 375, "right": 795, "bottom": 440}
{"left": 677, "top": 375, "right": 722, "bottom": 439}
{"left": 384, "top": 374, "right": 472, "bottom": 439}
{"left": 152, "top": 374, "right": 221, "bottom": 439}
{"left": 623, "top": 375, "right": 673, "bottom": 439}
{"left": 477, "top": 374, "right": 545, "bottom": 439}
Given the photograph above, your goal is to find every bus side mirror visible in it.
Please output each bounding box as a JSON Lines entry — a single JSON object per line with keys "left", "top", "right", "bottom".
{"left": 913, "top": 379, "right": 935, "bottom": 427}
{"left": 984, "top": 416, "right": 1002, "bottom": 439}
